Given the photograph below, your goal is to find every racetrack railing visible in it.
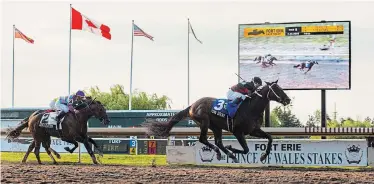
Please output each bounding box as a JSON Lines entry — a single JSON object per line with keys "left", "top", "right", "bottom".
{"left": 1, "top": 127, "right": 374, "bottom": 137}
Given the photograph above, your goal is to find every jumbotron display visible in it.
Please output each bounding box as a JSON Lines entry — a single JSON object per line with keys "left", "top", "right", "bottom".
{"left": 238, "top": 21, "right": 351, "bottom": 90}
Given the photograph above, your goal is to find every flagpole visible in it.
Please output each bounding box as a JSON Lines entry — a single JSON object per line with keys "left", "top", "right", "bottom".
{"left": 187, "top": 18, "right": 190, "bottom": 106}
{"left": 68, "top": 3, "right": 72, "bottom": 95}
{"left": 129, "top": 20, "right": 134, "bottom": 110}
{"left": 12, "top": 25, "right": 15, "bottom": 108}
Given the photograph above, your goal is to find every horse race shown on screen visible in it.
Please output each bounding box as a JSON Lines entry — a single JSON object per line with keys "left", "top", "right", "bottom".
{"left": 238, "top": 21, "right": 351, "bottom": 90}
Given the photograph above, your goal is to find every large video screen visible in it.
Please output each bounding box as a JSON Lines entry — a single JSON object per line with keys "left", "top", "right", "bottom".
{"left": 238, "top": 21, "right": 351, "bottom": 90}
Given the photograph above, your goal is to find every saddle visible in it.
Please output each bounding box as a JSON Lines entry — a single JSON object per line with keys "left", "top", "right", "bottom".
{"left": 38, "top": 109, "right": 68, "bottom": 138}
{"left": 211, "top": 98, "right": 246, "bottom": 133}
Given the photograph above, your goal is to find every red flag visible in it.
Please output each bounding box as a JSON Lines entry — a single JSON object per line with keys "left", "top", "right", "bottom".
{"left": 14, "top": 27, "right": 34, "bottom": 44}
{"left": 71, "top": 7, "right": 111, "bottom": 40}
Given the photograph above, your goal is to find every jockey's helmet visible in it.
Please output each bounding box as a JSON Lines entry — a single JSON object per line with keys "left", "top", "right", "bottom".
{"left": 76, "top": 90, "right": 85, "bottom": 97}
{"left": 252, "top": 77, "right": 262, "bottom": 86}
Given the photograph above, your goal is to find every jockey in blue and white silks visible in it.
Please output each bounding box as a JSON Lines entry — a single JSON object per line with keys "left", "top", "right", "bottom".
{"left": 53, "top": 90, "right": 86, "bottom": 123}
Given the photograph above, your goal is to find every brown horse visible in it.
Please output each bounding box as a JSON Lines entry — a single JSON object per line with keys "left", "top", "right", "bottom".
{"left": 144, "top": 80, "right": 290, "bottom": 163}
{"left": 6, "top": 97, "right": 110, "bottom": 164}
{"left": 12, "top": 109, "right": 105, "bottom": 158}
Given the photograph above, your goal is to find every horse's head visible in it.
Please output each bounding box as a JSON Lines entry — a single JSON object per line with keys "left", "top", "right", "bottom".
{"left": 264, "top": 80, "right": 291, "bottom": 106}
{"left": 83, "top": 96, "right": 110, "bottom": 125}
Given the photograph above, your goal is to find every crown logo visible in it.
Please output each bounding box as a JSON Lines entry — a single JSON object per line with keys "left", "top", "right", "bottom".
{"left": 199, "top": 145, "right": 215, "bottom": 163}
{"left": 347, "top": 145, "right": 360, "bottom": 153}
{"left": 201, "top": 146, "right": 212, "bottom": 152}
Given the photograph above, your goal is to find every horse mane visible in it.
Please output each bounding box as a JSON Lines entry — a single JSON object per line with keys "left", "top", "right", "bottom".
{"left": 235, "top": 84, "right": 271, "bottom": 121}
{"left": 84, "top": 96, "right": 103, "bottom": 106}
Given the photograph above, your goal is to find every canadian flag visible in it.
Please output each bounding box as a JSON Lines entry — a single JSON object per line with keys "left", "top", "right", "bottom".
{"left": 71, "top": 7, "right": 111, "bottom": 40}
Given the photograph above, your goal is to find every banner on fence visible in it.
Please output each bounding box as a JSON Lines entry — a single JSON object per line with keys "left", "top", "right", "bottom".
{"left": 195, "top": 139, "right": 368, "bottom": 166}
{"left": 0, "top": 138, "right": 88, "bottom": 153}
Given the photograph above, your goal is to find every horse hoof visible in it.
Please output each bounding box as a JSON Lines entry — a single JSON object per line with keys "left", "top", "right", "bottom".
{"left": 232, "top": 158, "right": 239, "bottom": 163}
{"left": 64, "top": 147, "right": 70, "bottom": 152}
{"left": 225, "top": 145, "right": 232, "bottom": 149}
{"left": 260, "top": 153, "right": 267, "bottom": 162}
{"left": 56, "top": 154, "right": 61, "bottom": 159}
{"left": 216, "top": 154, "right": 222, "bottom": 160}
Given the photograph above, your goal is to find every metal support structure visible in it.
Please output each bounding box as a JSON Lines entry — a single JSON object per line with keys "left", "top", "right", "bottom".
{"left": 78, "top": 143, "right": 81, "bottom": 163}
{"left": 321, "top": 90, "right": 327, "bottom": 139}
{"left": 265, "top": 103, "right": 270, "bottom": 127}
{"left": 129, "top": 20, "right": 135, "bottom": 110}
{"left": 12, "top": 25, "right": 15, "bottom": 108}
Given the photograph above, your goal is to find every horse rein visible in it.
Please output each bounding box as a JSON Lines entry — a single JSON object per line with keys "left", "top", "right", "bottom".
{"left": 252, "top": 83, "right": 281, "bottom": 101}
{"left": 79, "top": 98, "right": 106, "bottom": 121}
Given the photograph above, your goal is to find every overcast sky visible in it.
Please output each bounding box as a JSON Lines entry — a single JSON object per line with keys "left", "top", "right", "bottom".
{"left": 1, "top": 0, "right": 373, "bottom": 123}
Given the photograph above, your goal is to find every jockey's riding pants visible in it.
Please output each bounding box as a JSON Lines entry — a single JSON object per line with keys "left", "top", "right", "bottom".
{"left": 49, "top": 100, "right": 56, "bottom": 109}
{"left": 55, "top": 101, "right": 69, "bottom": 113}
{"left": 226, "top": 89, "right": 246, "bottom": 101}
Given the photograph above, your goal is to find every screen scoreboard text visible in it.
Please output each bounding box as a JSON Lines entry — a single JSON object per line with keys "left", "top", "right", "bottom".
{"left": 244, "top": 25, "right": 344, "bottom": 38}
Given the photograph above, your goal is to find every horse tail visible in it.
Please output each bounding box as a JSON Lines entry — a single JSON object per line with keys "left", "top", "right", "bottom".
{"left": 143, "top": 106, "right": 191, "bottom": 137}
{"left": 6, "top": 118, "right": 29, "bottom": 140}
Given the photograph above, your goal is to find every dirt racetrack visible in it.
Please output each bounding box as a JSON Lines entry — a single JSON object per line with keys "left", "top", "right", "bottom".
{"left": 1, "top": 162, "right": 374, "bottom": 184}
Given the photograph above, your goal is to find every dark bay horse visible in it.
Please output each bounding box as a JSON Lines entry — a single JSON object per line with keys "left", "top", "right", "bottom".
{"left": 266, "top": 56, "right": 278, "bottom": 66}
{"left": 144, "top": 80, "right": 290, "bottom": 163}
{"left": 6, "top": 97, "right": 110, "bottom": 164}
{"left": 293, "top": 60, "right": 319, "bottom": 74}
{"left": 254, "top": 56, "right": 278, "bottom": 67}
{"left": 12, "top": 107, "right": 104, "bottom": 158}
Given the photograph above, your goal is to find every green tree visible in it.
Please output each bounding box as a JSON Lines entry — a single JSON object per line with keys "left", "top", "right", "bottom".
{"left": 270, "top": 111, "right": 281, "bottom": 127}
{"left": 306, "top": 110, "right": 321, "bottom": 127}
{"left": 85, "top": 84, "right": 172, "bottom": 110}
{"left": 272, "top": 106, "right": 302, "bottom": 127}
{"left": 326, "top": 115, "right": 372, "bottom": 139}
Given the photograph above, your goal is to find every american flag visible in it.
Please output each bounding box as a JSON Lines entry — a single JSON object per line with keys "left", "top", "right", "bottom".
{"left": 133, "top": 23, "right": 153, "bottom": 41}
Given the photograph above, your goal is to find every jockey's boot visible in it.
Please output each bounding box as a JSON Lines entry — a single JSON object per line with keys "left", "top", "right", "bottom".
{"left": 56, "top": 111, "right": 66, "bottom": 137}
{"left": 232, "top": 97, "right": 243, "bottom": 105}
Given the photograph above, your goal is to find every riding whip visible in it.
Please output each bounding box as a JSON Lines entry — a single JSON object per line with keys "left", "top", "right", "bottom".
{"left": 235, "top": 73, "right": 246, "bottom": 82}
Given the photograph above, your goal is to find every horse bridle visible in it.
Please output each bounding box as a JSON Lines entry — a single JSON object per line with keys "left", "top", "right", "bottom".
{"left": 81, "top": 98, "right": 106, "bottom": 121}
{"left": 253, "top": 83, "right": 282, "bottom": 101}
{"left": 267, "top": 83, "right": 282, "bottom": 101}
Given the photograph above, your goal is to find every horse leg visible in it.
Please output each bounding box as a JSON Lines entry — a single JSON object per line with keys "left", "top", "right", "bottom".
{"left": 49, "top": 147, "right": 61, "bottom": 159}
{"left": 250, "top": 128, "right": 273, "bottom": 162}
{"left": 62, "top": 139, "right": 79, "bottom": 153}
{"left": 21, "top": 140, "right": 35, "bottom": 163}
{"left": 198, "top": 121, "right": 221, "bottom": 160}
{"left": 211, "top": 126, "right": 239, "bottom": 163}
{"left": 225, "top": 132, "right": 249, "bottom": 156}
{"left": 304, "top": 68, "right": 312, "bottom": 74}
{"left": 80, "top": 137, "right": 98, "bottom": 164}
{"left": 87, "top": 137, "right": 103, "bottom": 157}
{"left": 33, "top": 140, "right": 43, "bottom": 164}
{"left": 42, "top": 140, "right": 57, "bottom": 164}
{"left": 45, "top": 137, "right": 61, "bottom": 159}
